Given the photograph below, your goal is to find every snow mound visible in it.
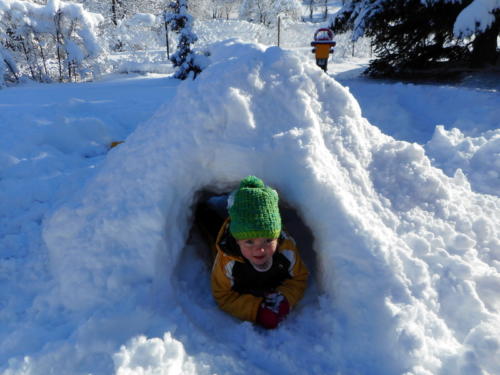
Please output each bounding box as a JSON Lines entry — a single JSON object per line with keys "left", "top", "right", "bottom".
{"left": 426, "top": 125, "right": 500, "bottom": 196}
{"left": 41, "top": 41, "right": 500, "bottom": 374}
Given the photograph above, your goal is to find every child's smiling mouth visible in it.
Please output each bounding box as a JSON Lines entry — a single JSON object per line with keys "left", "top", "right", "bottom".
{"left": 252, "top": 255, "right": 269, "bottom": 264}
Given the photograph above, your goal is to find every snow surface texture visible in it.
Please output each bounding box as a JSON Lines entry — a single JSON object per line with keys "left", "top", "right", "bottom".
{"left": 19, "top": 40, "right": 498, "bottom": 375}
{"left": 339, "top": 79, "right": 500, "bottom": 196}
{"left": 427, "top": 126, "right": 500, "bottom": 196}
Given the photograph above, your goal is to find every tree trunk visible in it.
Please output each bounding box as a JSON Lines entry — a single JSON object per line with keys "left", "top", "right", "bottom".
{"left": 3, "top": 57, "right": 19, "bottom": 82}
{"left": 111, "top": 0, "right": 118, "bottom": 26}
{"left": 21, "top": 39, "right": 36, "bottom": 80}
{"left": 54, "top": 11, "right": 64, "bottom": 82}
{"left": 470, "top": 19, "right": 499, "bottom": 67}
{"left": 164, "top": 16, "right": 170, "bottom": 59}
{"left": 35, "top": 35, "right": 49, "bottom": 78}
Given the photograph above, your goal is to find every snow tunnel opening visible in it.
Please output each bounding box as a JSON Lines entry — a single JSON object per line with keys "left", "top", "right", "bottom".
{"left": 171, "top": 188, "right": 319, "bottom": 328}
{"left": 192, "top": 189, "right": 317, "bottom": 273}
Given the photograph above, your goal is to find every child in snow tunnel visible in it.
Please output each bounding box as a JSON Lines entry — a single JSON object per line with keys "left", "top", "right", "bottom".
{"left": 197, "top": 176, "right": 309, "bottom": 329}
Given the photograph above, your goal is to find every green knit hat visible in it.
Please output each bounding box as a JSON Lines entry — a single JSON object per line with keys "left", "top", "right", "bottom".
{"left": 229, "top": 176, "right": 282, "bottom": 240}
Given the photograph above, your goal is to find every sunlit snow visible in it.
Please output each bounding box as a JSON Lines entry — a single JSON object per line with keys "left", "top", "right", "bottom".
{"left": 1, "top": 17, "right": 499, "bottom": 375}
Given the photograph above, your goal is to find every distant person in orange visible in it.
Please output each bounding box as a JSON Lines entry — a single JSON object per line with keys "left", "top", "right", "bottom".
{"left": 311, "top": 28, "right": 336, "bottom": 72}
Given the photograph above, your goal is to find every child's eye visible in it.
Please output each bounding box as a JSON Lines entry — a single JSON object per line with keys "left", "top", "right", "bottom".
{"left": 245, "top": 240, "right": 254, "bottom": 245}
{"left": 265, "top": 239, "right": 274, "bottom": 243}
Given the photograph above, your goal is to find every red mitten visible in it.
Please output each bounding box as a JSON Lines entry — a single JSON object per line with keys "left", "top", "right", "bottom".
{"left": 276, "top": 297, "right": 290, "bottom": 322}
{"left": 256, "top": 293, "right": 290, "bottom": 329}
{"left": 256, "top": 304, "right": 279, "bottom": 329}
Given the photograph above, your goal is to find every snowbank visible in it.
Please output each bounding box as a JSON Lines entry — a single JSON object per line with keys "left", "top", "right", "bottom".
{"left": 426, "top": 125, "right": 500, "bottom": 196}
{"left": 36, "top": 40, "right": 500, "bottom": 374}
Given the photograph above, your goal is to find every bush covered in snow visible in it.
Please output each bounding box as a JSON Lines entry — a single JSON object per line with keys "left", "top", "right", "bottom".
{"left": 106, "top": 12, "right": 167, "bottom": 52}
{"left": 0, "top": 0, "right": 104, "bottom": 85}
{"left": 239, "top": 0, "right": 302, "bottom": 26}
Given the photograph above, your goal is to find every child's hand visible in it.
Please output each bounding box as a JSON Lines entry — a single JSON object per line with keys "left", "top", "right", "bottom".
{"left": 256, "top": 293, "right": 290, "bottom": 329}
{"left": 262, "top": 292, "right": 284, "bottom": 313}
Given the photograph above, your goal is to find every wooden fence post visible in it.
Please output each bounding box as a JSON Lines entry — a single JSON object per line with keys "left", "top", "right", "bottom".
{"left": 277, "top": 16, "right": 281, "bottom": 47}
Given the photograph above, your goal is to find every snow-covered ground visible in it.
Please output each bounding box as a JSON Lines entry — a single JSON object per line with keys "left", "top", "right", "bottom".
{"left": 1, "top": 19, "right": 499, "bottom": 375}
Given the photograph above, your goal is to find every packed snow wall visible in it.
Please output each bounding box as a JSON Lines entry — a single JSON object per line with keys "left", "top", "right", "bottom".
{"left": 43, "top": 40, "right": 499, "bottom": 374}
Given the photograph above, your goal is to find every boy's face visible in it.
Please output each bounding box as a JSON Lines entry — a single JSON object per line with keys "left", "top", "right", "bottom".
{"left": 237, "top": 238, "right": 278, "bottom": 266}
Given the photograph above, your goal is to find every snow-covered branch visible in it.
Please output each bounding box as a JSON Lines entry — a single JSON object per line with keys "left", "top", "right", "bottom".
{"left": 453, "top": 0, "right": 500, "bottom": 37}
{"left": 0, "top": 0, "right": 104, "bottom": 86}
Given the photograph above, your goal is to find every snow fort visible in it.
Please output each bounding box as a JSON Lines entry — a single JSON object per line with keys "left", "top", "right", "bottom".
{"left": 42, "top": 40, "right": 500, "bottom": 375}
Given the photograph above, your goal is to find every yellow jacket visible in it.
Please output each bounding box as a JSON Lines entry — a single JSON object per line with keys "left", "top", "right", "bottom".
{"left": 211, "top": 219, "right": 309, "bottom": 322}
{"left": 314, "top": 44, "right": 332, "bottom": 59}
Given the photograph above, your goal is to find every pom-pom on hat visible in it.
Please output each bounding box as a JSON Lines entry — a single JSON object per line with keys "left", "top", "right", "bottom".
{"left": 228, "top": 176, "right": 282, "bottom": 240}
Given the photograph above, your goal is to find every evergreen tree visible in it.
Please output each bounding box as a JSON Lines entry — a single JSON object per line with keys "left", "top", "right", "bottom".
{"left": 165, "top": 0, "right": 203, "bottom": 79}
{"left": 332, "top": 0, "right": 499, "bottom": 79}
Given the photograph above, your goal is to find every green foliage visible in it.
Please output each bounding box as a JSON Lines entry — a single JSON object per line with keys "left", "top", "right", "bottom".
{"left": 331, "top": 0, "right": 499, "bottom": 79}
{"left": 366, "top": 0, "right": 470, "bottom": 78}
